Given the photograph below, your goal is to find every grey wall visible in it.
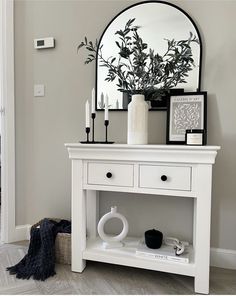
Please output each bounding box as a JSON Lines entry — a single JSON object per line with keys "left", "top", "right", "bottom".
{"left": 14, "top": 0, "right": 236, "bottom": 250}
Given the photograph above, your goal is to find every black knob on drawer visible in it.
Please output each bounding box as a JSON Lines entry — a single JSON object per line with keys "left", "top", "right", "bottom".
{"left": 161, "top": 175, "right": 167, "bottom": 181}
{"left": 106, "top": 172, "right": 112, "bottom": 179}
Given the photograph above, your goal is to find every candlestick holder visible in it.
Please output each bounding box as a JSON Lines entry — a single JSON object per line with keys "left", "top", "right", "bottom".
{"left": 80, "top": 127, "right": 91, "bottom": 143}
{"left": 103, "top": 120, "right": 114, "bottom": 144}
{"left": 91, "top": 113, "right": 96, "bottom": 143}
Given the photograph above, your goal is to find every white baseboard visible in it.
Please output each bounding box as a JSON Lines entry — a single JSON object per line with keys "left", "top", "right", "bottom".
{"left": 14, "top": 224, "right": 31, "bottom": 242}
{"left": 11, "top": 225, "right": 236, "bottom": 270}
{"left": 210, "top": 247, "right": 236, "bottom": 270}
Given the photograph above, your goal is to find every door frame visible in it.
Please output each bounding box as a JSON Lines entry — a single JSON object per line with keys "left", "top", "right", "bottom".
{"left": 0, "top": 0, "right": 16, "bottom": 243}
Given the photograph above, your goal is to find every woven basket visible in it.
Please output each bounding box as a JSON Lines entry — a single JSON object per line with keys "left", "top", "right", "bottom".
{"left": 31, "top": 218, "right": 71, "bottom": 265}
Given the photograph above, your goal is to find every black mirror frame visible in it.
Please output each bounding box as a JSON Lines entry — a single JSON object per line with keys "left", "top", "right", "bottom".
{"left": 95, "top": 0, "right": 203, "bottom": 112}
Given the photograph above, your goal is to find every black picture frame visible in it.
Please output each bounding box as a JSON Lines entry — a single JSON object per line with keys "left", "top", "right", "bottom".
{"left": 166, "top": 92, "right": 207, "bottom": 145}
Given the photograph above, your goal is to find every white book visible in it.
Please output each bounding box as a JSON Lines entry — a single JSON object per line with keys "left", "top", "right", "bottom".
{"left": 135, "top": 240, "right": 189, "bottom": 264}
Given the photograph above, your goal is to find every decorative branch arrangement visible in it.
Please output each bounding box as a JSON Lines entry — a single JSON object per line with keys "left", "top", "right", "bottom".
{"left": 78, "top": 18, "right": 199, "bottom": 100}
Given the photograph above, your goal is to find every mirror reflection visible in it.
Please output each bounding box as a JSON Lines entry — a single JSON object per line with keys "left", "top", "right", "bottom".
{"left": 96, "top": 2, "right": 201, "bottom": 111}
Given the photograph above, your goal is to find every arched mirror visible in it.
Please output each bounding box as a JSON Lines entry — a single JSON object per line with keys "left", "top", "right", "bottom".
{"left": 96, "top": 1, "right": 202, "bottom": 111}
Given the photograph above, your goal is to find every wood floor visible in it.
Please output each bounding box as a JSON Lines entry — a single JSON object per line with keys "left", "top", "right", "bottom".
{"left": 0, "top": 241, "right": 236, "bottom": 295}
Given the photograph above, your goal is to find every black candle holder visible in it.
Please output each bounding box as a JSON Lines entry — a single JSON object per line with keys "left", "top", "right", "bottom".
{"left": 91, "top": 113, "right": 96, "bottom": 143}
{"left": 80, "top": 127, "right": 91, "bottom": 143}
{"left": 80, "top": 119, "right": 114, "bottom": 144}
{"left": 103, "top": 120, "right": 114, "bottom": 144}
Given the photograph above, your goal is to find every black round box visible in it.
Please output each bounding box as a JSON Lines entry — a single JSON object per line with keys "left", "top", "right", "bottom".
{"left": 144, "top": 229, "right": 163, "bottom": 249}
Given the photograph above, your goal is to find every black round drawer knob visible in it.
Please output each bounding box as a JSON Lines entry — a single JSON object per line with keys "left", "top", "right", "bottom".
{"left": 161, "top": 175, "right": 167, "bottom": 181}
{"left": 106, "top": 172, "right": 112, "bottom": 179}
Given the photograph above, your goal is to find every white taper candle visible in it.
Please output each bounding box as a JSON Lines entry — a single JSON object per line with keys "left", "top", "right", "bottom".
{"left": 85, "top": 100, "right": 90, "bottom": 127}
{"left": 105, "top": 94, "right": 109, "bottom": 121}
{"left": 91, "top": 88, "right": 95, "bottom": 114}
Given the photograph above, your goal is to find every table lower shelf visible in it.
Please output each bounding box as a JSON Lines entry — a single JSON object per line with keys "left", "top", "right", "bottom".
{"left": 83, "top": 237, "right": 195, "bottom": 277}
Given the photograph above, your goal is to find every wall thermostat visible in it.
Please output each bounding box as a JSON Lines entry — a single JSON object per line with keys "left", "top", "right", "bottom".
{"left": 34, "top": 37, "right": 55, "bottom": 49}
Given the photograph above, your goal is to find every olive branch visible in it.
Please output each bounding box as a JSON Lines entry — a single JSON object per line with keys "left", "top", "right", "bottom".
{"left": 78, "top": 18, "right": 199, "bottom": 99}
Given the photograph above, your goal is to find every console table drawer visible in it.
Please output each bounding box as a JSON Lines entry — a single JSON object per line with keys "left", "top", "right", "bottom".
{"left": 87, "top": 162, "right": 134, "bottom": 187}
{"left": 139, "top": 165, "right": 191, "bottom": 191}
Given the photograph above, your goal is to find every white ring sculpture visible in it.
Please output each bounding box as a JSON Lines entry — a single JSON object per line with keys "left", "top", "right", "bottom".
{"left": 97, "top": 206, "right": 129, "bottom": 249}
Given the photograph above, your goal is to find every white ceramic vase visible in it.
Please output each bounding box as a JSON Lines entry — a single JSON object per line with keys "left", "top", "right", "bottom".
{"left": 127, "top": 94, "right": 149, "bottom": 144}
{"left": 97, "top": 206, "right": 129, "bottom": 249}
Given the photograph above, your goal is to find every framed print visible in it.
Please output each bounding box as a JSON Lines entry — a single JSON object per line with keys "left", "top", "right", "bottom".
{"left": 166, "top": 92, "right": 207, "bottom": 144}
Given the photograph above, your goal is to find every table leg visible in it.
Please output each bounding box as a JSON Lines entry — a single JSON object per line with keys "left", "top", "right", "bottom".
{"left": 86, "top": 190, "right": 99, "bottom": 239}
{"left": 71, "top": 159, "right": 86, "bottom": 272}
{"left": 194, "top": 164, "right": 212, "bottom": 294}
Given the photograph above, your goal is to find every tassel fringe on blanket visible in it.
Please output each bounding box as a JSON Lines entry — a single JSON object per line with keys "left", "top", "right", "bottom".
{"left": 7, "top": 218, "right": 71, "bottom": 281}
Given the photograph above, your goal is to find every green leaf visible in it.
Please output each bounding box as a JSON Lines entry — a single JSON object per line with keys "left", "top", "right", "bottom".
{"left": 115, "top": 30, "right": 124, "bottom": 37}
{"left": 86, "top": 47, "right": 94, "bottom": 52}
{"left": 115, "top": 41, "right": 121, "bottom": 48}
{"left": 77, "top": 43, "right": 84, "bottom": 51}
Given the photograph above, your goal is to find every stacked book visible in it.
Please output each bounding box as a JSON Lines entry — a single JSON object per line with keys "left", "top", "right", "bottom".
{"left": 135, "top": 240, "right": 189, "bottom": 263}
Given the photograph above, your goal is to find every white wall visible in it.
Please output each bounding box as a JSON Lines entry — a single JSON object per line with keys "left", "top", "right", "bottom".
{"left": 14, "top": 0, "right": 236, "bottom": 250}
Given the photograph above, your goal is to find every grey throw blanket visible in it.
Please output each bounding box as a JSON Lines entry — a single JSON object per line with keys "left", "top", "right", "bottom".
{"left": 7, "top": 218, "right": 71, "bottom": 281}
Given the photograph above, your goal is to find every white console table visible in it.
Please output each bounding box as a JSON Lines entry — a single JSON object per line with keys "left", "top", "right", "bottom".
{"left": 66, "top": 144, "right": 220, "bottom": 294}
